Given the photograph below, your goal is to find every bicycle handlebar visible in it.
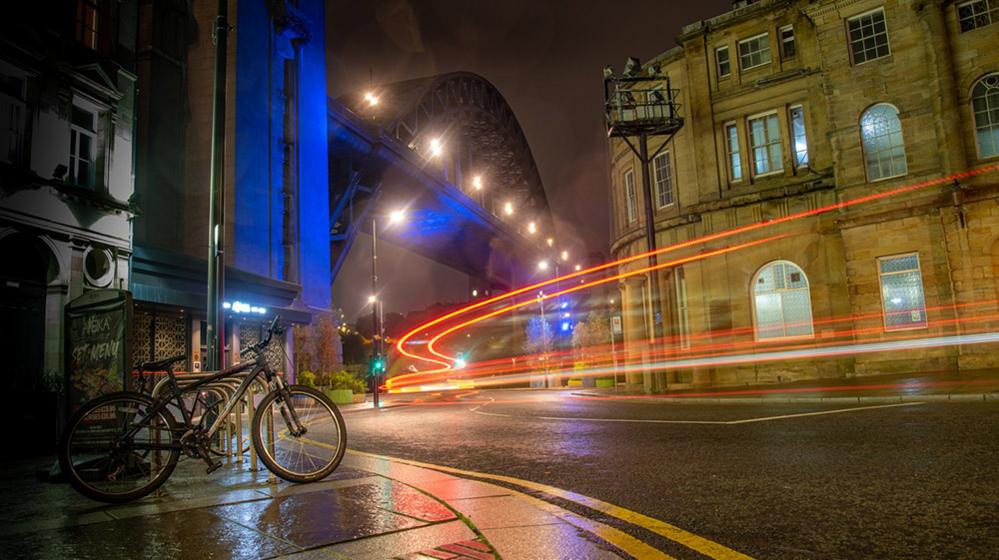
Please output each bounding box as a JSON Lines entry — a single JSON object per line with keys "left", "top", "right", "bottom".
{"left": 239, "top": 315, "right": 283, "bottom": 357}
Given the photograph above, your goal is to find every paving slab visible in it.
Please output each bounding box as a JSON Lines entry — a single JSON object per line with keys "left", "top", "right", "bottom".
{"left": 480, "top": 522, "right": 623, "bottom": 560}
{"left": 324, "top": 519, "right": 475, "bottom": 560}
{"left": 446, "top": 495, "right": 563, "bottom": 529}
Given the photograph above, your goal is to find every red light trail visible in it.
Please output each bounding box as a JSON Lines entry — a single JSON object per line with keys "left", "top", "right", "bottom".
{"left": 391, "top": 164, "right": 999, "bottom": 392}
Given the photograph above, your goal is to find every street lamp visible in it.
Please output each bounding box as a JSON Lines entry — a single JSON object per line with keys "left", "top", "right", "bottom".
{"left": 363, "top": 91, "right": 379, "bottom": 106}
{"left": 546, "top": 237, "right": 554, "bottom": 248}
{"left": 472, "top": 175, "right": 483, "bottom": 190}
{"left": 504, "top": 201, "right": 514, "bottom": 216}
{"left": 560, "top": 250, "right": 569, "bottom": 262}
{"left": 604, "top": 57, "right": 683, "bottom": 393}
{"left": 528, "top": 221, "right": 537, "bottom": 234}
{"left": 370, "top": 209, "right": 406, "bottom": 408}
{"left": 429, "top": 137, "right": 444, "bottom": 158}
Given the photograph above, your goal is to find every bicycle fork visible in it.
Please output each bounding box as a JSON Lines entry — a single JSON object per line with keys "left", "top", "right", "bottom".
{"left": 272, "top": 377, "right": 307, "bottom": 437}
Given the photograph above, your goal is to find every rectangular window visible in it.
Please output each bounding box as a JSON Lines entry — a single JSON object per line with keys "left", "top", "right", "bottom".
{"left": 624, "top": 169, "right": 637, "bottom": 225}
{"left": 780, "top": 25, "right": 796, "bottom": 59}
{"left": 789, "top": 105, "right": 808, "bottom": 168}
{"left": 75, "top": 0, "right": 100, "bottom": 50}
{"left": 725, "top": 123, "right": 742, "bottom": 182}
{"left": 958, "top": 0, "right": 997, "bottom": 32}
{"left": 652, "top": 151, "right": 674, "bottom": 208}
{"left": 878, "top": 254, "right": 927, "bottom": 331}
{"left": 0, "top": 72, "right": 25, "bottom": 164}
{"left": 847, "top": 8, "right": 891, "bottom": 65}
{"left": 716, "top": 46, "right": 731, "bottom": 78}
{"left": 676, "top": 267, "right": 690, "bottom": 349}
{"left": 70, "top": 99, "right": 97, "bottom": 188}
{"left": 738, "top": 33, "right": 771, "bottom": 71}
{"left": 747, "top": 113, "right": 783, "bottom": 176}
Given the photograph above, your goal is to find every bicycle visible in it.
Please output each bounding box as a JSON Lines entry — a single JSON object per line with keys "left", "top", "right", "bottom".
{"left": 58, "top": 316, "right": 347, "bottom": 503}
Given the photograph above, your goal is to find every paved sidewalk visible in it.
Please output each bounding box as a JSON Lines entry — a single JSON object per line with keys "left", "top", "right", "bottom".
{"left": 0, "top": 450, "right": 624, "bottom": 560}
{"left": 571, "top": 369, "right": 999, "bottom": 404}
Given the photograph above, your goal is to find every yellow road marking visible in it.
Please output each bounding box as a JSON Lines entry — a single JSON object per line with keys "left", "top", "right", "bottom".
{"left": 346, "top": 449, "right": 754, "bottom": 560}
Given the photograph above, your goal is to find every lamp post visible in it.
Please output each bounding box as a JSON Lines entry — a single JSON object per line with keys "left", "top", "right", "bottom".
{"left": 205, "top": 0, "right": 229, "bottom": 372}
{"left": 369, "top": 209, "right": 406, "bottom": 408}
{"left": 603, "top": 57, "right": 684, "bottom": 393}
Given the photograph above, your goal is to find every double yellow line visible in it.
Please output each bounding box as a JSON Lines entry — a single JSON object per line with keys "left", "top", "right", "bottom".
{"left": 347, "top": 449, "right": 754, "bottom": 560}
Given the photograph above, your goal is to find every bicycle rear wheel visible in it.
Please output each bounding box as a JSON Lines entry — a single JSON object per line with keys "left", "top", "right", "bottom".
{"left": 59, "top": 392, "right": 181, "bottom": 503}
{"left": 251, "top": 385, "right": 346, "bottom": 483}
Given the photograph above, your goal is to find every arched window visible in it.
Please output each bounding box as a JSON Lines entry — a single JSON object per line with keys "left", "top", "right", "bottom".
{"left": 752, "top": 260, "right": 813, "bottom": 340}
{"left": 860, "top": 103, "right": 907, "bottom": 181}
{"left": 972, "top": 73, "right": 999, "bottom": 159}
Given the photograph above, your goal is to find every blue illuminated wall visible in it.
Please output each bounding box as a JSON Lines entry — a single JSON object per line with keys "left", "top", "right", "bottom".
{"left": 234, "top": 0, "right": 331, "bottom": 312}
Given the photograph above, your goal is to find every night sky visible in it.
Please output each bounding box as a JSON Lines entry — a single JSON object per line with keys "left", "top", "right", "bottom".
{"left": 326, "top": 0, "right": 733, "bottom": 321}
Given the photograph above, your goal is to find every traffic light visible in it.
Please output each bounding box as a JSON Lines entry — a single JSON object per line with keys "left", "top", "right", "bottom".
{"left": 369, "top": 354, "right": 387, "bottom": 376}
{"left": 455, "top": 352, "right": 467, "bottom": 369}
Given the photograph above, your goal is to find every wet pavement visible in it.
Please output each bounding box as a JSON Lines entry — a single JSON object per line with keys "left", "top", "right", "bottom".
{"left": 343, "top": 386, "right": 999, "bottom": 559}
{"left": 0, "top": 455, "right": 504, "bottom": 560}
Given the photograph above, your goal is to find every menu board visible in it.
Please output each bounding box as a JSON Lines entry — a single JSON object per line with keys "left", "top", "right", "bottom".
{"left": 65, "top": 289, "right": 131, "bottom": 413}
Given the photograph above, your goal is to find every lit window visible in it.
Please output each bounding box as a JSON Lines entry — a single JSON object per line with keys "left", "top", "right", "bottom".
{"left": 789, "top": 106, "right": 808, "bottom": 168}
{"left": 860, "top": 103, "right": 907, "bottom": 181}
{"left": 847, "top": 9, "right": 890, "bottom": 65}
{"left": 676, "top": 267, "right": 690, "bottom": 349}
{"left": 725, "top": 123, "right": 742, "bottom": 182}
{"left": 738, "top": 33, "right": 772, "bottom": 71}
{"left": 716, "top": 46, "right": 732, "bottom": 78}
{"left": 748, "top": 113, "right": 783, "bottom": 176}
{"left": 70, "top": 98, "right": 98, "bottom": 188}
{"left": 753, "top": 260, "right": 813, "bottom": 340}
{"left": 780, "top": 26, "right": 796, "bottom": 59}
{"left": 75, "top": 0, "right": 100, "bottom": 50}
{"left": 971, "top": 73, "right": 999, "bottom": 158}
{"left": 958, "top": 0, "right": 997, "bottom": 32}
{"left": 624, "top": 169, "right": 637, "bottom": 224}
{"left": 652, "top": 151, "right": 674, "bottom": 208}
{"left": 878, "top": 254, "right": 927, "bottom": 331}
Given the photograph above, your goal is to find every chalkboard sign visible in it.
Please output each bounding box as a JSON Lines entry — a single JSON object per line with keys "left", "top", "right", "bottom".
{"left": 65, "top": 289, "right": 132, "bottom": 413}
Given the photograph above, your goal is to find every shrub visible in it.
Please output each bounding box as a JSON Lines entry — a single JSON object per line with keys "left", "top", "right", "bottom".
{"left": 298, "top": 370, "right": 317, "bottom": 387}
{"left": 328, "top": 369, "right": 367, "bottom": 394}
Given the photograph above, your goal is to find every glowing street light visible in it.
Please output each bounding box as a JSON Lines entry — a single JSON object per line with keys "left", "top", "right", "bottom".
{"left": 546, "top": 237, "right": 554, "bottom": 247}
{"left": 504, "top": 201, "right": 514, "bottom": 215}
{"left": 388, "top": 209, "right": 406, "bottom": 225}
{"left": 429, "top": 137, "right": 444, "bottom": 157}
{"left": 528, "top": 221, "right": 537, "bottom": 234}
{"left": 367, "top": 295, "right": 377, "bottom": 304}
{"left": 472, "top": 175, "right": 483, "bottom": 190}
{"left": 363, "top": 91, "right": 379, "bottom": 106}
{"left": 560, "top": 250, "right": 569, "bottom": 262}
{"left": 574, "top": 264, "right": 582, "bottom": 271}
{"left": 537, "top": 260, "right": 549, "bottom": 271}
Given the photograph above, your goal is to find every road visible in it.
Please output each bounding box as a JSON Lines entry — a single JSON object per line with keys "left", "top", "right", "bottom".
{"left": 343, "top": 388, "right": 999, "bottom": 559}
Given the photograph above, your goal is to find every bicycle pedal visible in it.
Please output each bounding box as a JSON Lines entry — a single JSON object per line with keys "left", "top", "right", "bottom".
{"left": 205, "top": 460, "right": 223, "bottom": 475}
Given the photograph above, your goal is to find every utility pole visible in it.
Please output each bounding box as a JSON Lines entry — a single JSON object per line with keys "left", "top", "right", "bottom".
{"left": 603, "top": 57, "right": 684, "bottom": 393}
{"left": 371, "top": 217, "right": 380, "bottom": 408}
{"left": 206, "top": 0, "right": 229, "bottom": 371}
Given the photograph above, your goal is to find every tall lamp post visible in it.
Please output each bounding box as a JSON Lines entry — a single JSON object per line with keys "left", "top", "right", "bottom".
{"left": 369, "top": 209, "right": 405, "bottom": 408}
{"left": 206, "top": 0, "right": 229, "bottom": 371}
{"left": 537, "top": 250, "right": 569, "bottom": 388}
{"left": 603, "top": 57, "right": 684, "bottom": 393}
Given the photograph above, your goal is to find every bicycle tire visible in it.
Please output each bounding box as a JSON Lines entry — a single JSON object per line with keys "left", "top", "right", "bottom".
{"left": 59, "top": 392, "right": 181, "bottom": 503}
{"left": 251, "top": 384, "right": 346, "bottom": 483}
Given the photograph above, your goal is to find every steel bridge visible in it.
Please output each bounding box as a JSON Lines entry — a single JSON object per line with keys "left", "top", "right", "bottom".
{"left": 327, "top": 71, "right": 552, "bottom": 291}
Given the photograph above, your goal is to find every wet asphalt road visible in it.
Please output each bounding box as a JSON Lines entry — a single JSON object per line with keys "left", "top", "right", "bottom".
{"left": 343, "top": 389, "right": 999, "bottom": 559}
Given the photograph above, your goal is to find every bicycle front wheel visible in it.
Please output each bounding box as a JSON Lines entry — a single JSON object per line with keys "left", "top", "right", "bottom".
{"left": 59, "top": 392, "right": 180, "bottom": 503}
{"left": 251, "top": 385, "right": 346, "bottom": 483}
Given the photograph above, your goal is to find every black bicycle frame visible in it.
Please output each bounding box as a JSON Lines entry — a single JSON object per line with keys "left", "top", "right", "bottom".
{"left": 123, "top": 357, "right": 277, "bottom": 446}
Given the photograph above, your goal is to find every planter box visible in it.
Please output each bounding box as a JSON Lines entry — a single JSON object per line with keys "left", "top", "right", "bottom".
{"left": 352, "top": 393, "right": 366, "bottom": 403}
{"left": 595, "top": 378, "right": 615, "bottom": 388}
{"left": 566, "top": 379, "right": 583, "bottom": 387}
{"left": 325, "top": 389, "right": 354, "bottom": 404}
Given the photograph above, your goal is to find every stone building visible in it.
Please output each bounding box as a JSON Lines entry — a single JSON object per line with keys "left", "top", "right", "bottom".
{"left": 0, "top": 0, "right": 138, "bottom": 449}
{"left": 608, "top": 0, "right": 999, "bottom": 388}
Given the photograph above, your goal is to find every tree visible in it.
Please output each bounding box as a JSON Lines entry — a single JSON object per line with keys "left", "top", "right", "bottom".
{"left": 572, "top": 310, "right": 611, "bottom": 362}
{"left": 523, "top": 314, "right": 554, "bottom": 356}
{"left": 293, "top": 315, "right": 342, "bottom": 382}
